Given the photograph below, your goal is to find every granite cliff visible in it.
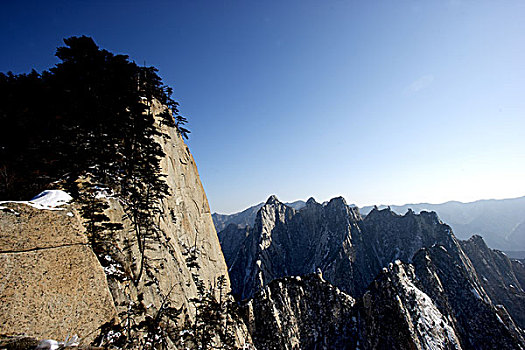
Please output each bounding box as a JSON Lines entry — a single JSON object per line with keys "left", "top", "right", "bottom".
{"left": 0, "top": 102, "right": 252, "bottom": 349}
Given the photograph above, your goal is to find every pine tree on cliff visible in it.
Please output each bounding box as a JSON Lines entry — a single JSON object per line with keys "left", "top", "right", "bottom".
{"left": 0, "top": 35, "right": 189, "bottom": 200}
{"left": 0, "top": 36, "right": 199, "bottom": 348}
{"left": 0, "top": 35, "right": 190, "bottom": 285}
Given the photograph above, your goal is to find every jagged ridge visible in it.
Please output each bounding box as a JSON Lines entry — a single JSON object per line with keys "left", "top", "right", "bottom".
{"left": 220, "top": 195, "right": 525, "bottom": 349}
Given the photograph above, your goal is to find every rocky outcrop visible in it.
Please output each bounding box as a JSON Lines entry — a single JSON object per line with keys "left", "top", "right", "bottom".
{"left": 359, "top": 260, "right": 462, "bottom": 350}
{"left": 0, "top": 203, "right": 117, "bottom": 343}
{"left": 213, "top": 200, "right": 306, "bottom": 233}
{"left": 360, "top": 196, "right": 525, "bottom": 251}
{"left": 222, "top": 196, "right": 362, "bottom": 299}
{"left": 412, "top": 245, "right": 525, "bottom": 349}
{"left": 243, "top": 250, "right": 525, "bottom": 350}
{"left": 512, "top": 259, "right": 525, "bottom": 290}
{"left": 221, "top": 196, "right": 525, "bottom": 252}
{"left": 459, "top": 235, "right": 525, "bottom": 328}
{"left": 242, "top": 273, "right": 358, "bottom": 350}
{"left": 0, "top": 102, "right": 251, "bottom": 348}
{"left": 351, "top": 207, "right": 458, "bottom": 296}
{"left": 99, "top": 102, "right": 231, "bottom": 326}
{"left": 213, "top": 204, "right": 265, "bottom": 233}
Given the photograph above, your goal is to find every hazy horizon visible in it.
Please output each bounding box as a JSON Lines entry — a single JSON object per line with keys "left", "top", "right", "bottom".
{"left": 213, "top": 193, "right": 525, "bottom": 215}
{"left": 2, "top": 1, "right": 524, "bottom": 213}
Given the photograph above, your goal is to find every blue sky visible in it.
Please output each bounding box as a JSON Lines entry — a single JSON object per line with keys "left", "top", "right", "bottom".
{"left": 1, "top": 0, "right": 524, "bottom": 213}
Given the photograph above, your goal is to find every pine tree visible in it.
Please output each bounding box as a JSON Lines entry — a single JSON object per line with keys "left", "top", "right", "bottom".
{"left": 0, "top": 35, "right": 190, "bottom": 200}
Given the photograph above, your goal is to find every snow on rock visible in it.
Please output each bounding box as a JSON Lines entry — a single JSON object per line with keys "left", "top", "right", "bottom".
{"left": 36, "top": 339, "right": 59, "bottom": 350}
{"left": 392, "top": 265, "right": 460, "bottom": 349}
{"left": 0, "top": 190, "right": 72, "bottom": 210}
{"left": 29, "top": 190, "right": 72, "bottom": 208}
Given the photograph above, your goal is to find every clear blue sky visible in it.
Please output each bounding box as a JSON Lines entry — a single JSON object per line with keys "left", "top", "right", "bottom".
{"left": 2, "top": 0, "right": 524, "bottom": 213}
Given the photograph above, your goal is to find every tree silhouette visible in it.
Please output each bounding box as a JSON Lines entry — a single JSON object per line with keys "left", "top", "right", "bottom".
{"left": 0, "top": 36, "right": 189, "bottom": 200}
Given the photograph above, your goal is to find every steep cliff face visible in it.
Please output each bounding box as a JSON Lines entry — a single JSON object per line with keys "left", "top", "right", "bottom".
{"left": 412, "top": 246, "right": 525, "bottom": 349}
{"left": 0, "top": 102, "right": 250, "bottom": 348}
{"left": 243, "top": 249, "right": 525, "bottom": 350}
{"left": 100, "top": 102, "right": 230, "bottom": 323}
{"left": 350, "top": 207, "right": 459, "bottom": 296}
{"left": 459, "top": 235, "right": 525, "bottom": 328}
{"left": 512, "top": 259, "right": 525, "bottom": 290}
{"left": 223, "top": 196, "right": 461, "bottom": 299}
{"left": 242, "top": 273, "right": 358, "bottom": 350}
{"left": 222, "top": 196, "right": 362, "bottom": 300}
{"left": 212, "top": 200, "right": 306, "bottom": 233}
{"left": 359, "top": 260, "right": 462, "bottom": 350}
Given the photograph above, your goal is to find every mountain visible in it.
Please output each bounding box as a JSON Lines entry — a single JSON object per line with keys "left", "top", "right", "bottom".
{"left": 213, "top": 203, "right": 264, "bottom": 233}
{"left": 212, "top": 200, "right": 305, "bottom": 232}
{"left": 215, "top": 196, "right": 525, "bottom": 251}
{"left": 242, "top": 250, "right": 525, "bottom": 349}
{"left": 360, "top": 196, "right": 525, "bottom": 251}
{"left": 219, "top": 195, "right": 525, "bottom": 349}
{"left": 219, "top": 196, "right": 458, "bottom": 299}
{"left": 3, "top": 36, "right": 524, "bottom": 349}
{"left": 242, "top": 273, "right": 359, "bottom": 350}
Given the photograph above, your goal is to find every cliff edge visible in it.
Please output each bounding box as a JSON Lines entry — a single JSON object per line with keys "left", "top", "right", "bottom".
{"left": 0, "top": 101, "right": 250, "bottom": 348}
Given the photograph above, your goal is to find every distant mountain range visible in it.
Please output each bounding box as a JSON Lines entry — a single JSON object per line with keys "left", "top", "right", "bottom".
{"left": 212, "top": 195, "right": 525, "bottom": 251}
{"left": 218, "top": 195, "right": 525, "bottom": 349}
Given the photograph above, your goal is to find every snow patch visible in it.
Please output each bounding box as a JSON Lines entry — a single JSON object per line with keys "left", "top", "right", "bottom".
{"left": 1, "top": 190, "right": 72, "bottom": 211}
{"left": 93, "top": 186, "right": 114, "bottom": 199}
{"left": 36, "top": 335, "right": 79, "bottom": 350}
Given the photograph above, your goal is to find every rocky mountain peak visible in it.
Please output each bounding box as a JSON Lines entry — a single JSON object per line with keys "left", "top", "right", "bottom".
{"left": 222, "top": 194, "right": 471, "bottom": 299}
{"left": 265, "top": 194, "right": 281, "bottom": 205}
{"left": 306, "top": 196, "right": 318, "bottom": 206}
{"left": 326, "top": 196, "right": 348, "bottom": 208}
{"left": 364, "top": 205, "right": 399, "bottom": 220}
{"left": 418, "top": 210, "right": 441, "bottom": 223}
{"left": 466, "top": 234, "right": 488, "bottom": 247}
{"left": 217, "top": 194, "right": 525, "bottom": 349}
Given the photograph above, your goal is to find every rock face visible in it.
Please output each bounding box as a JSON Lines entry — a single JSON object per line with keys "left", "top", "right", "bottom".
{"left": 360, "top": 196, "right": 525, "bottom": 251}
{"left": 411, "top": 246, "right": 525, "bottom": 349}
{"left": 0, "top": 102, "right": 250, "bottom": 348}
{"left": 213, "top": 200, "right": 305, "bottom": 232}
{"left": 242, "top": 273, "right": 358, "bottom": 350}
{"left": 220, "top": 196, "right": 525, "bottom": 349}
{"left": 0, "top": 203, "right": 117, "bottom": 343}
{"left": 220, "top": 196, "right": 362, "bottom": 300}
{"left": 100, "top": 102, "right": 231, "bottom": 326}
{"left": 512, "top": 259, "right": 525, "bottom": 291}
{"left": 242, "top": 249, "right": 525, "bottom": 350}
{"left": 213, "top": 203, "right": 265, "bottom": 233}
{"left": 359, "top": 260, "right": 462, "bottom": 350}
{"left": 221, "top": 197, "right": 456, "bottom": 299}
{"left": 459, "top": 235, "right": 525, "bottom": 328}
